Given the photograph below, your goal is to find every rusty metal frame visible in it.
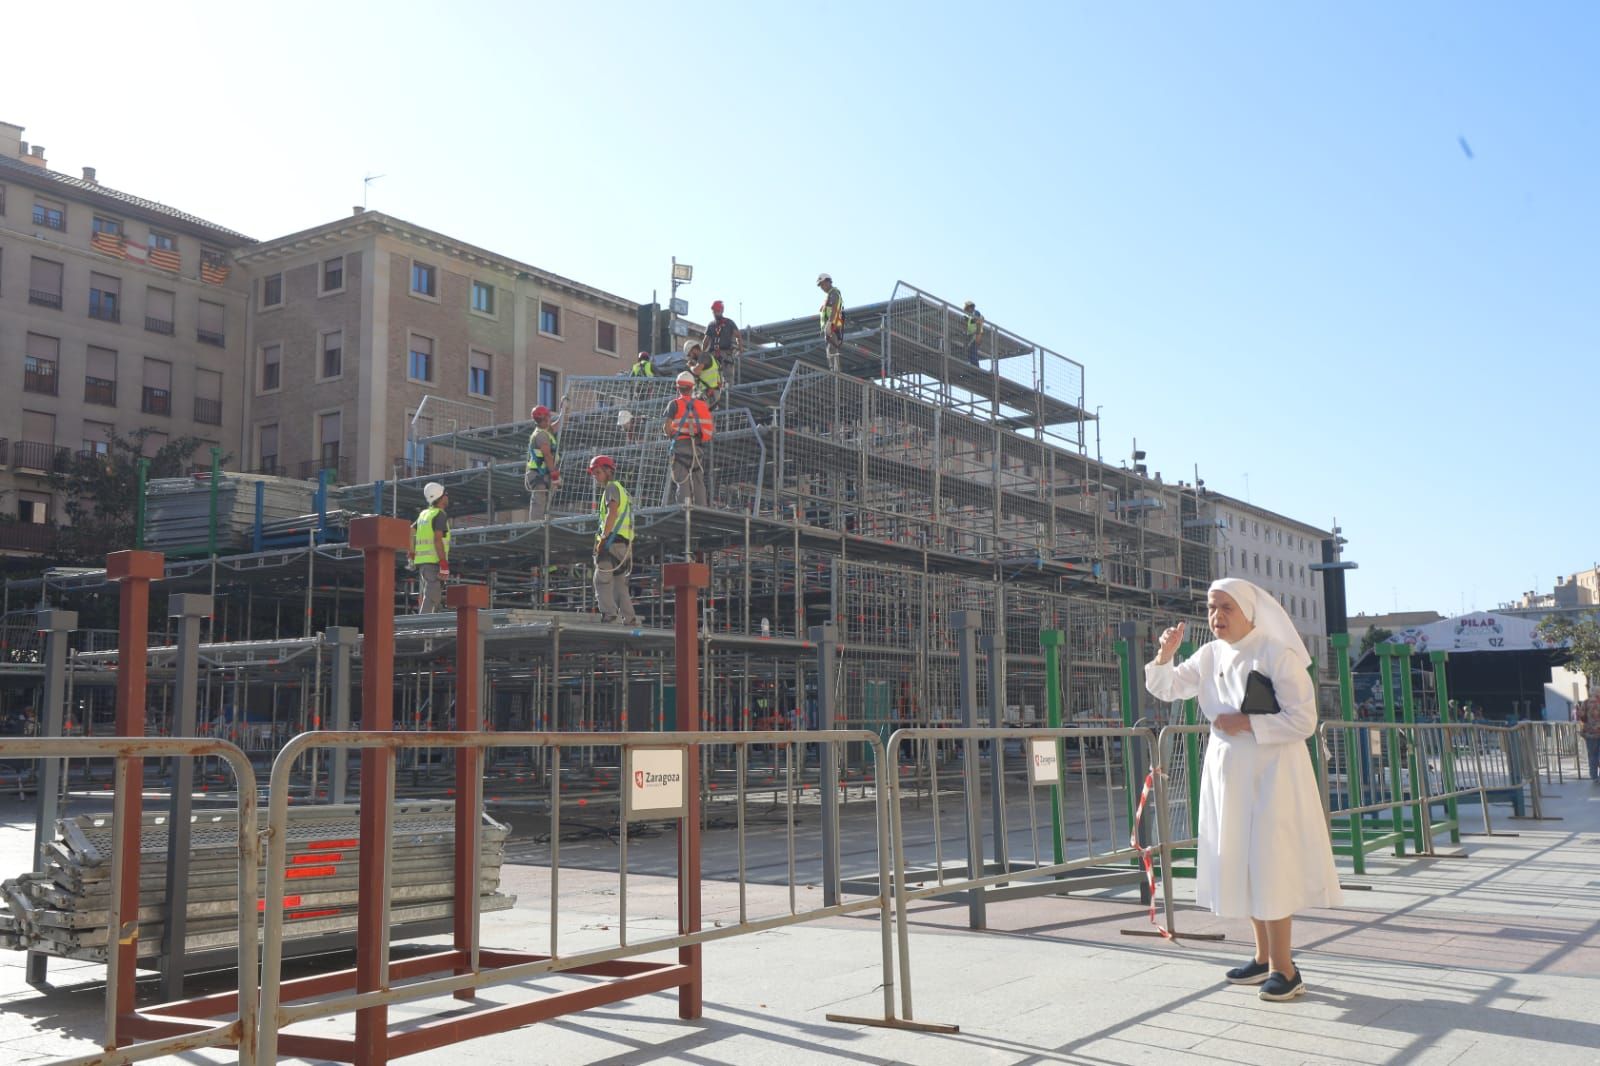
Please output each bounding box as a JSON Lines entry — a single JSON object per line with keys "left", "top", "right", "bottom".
{"left": 0, "top": 736, "right": 259, "bottom": 1066}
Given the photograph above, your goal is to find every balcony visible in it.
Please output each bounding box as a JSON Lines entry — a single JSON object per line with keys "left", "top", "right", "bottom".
{"left": 88, "top": 303, "right": 121, "bottom": 323}
{"left": 23, "top": 368, "right": 59, "bottom": 396}
{"left": 13, "top": 440, "right": 71, "bottom": 475}
{"left": 141, "top": 386, "right": 171, "bottom": 416}
{"left": 145, "top": 316, "right": 176, "bottom": 336}
{"left": 84, "top": 377, "right": 117, "bottom": 406}
{"left": 0, "top": 522, "right": 57, "bottom": 555}
{"left": 256, "top": 460, "right": 284, "bottom": 477}
{"left": 196, "top": 328, "right": 226, "bottom": 348}
{"left": 194, "top": 397, "right": 222, "bottom": 425}
{"left": 29, "top": 290, "right": 63, "bottom": 310}
{"left": 297, "top": 455, "right": 354, "bottom": 484}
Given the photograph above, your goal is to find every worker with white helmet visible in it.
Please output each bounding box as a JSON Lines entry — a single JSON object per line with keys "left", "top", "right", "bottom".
{"left": 409, "top": 481, "right": 451, "bottom": 613}
{"left": 662, "top": 370, "right": 713, "bottom": 507}
{"left": 525, "top": 404, "right": 560, "bottom": 521}
{"left": 817, "top": 272, "right": 844, "bottom": 372}
{"left": 588, "top": 455, "right": 639, "bottom": 625}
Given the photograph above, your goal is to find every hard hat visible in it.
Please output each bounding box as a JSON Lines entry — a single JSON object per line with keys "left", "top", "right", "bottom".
{"left": 676, "top": 371, "right": 695, "bottom": 389}
{"left": 616, "top": 409, "right": 634, "bottom": 428}
{"left": 711, "top": 299, "right": 725, "bottom": 312}
{"left": 963, "top": 300, "right": 975, "bottom": 311}
{"left": 816, "top": 272, "right": 831, "bottom": 285}
{"left": 636, "top": 350, "right": 650, "bottom": 360}
{"left": 588, "top": 454, "right": 616, "bottom": 475}
{"left": 423, "top": 482, "right": 446, "bottom": 504}
{"left": 530, "top": 404, "right": 551, "bottom": 421}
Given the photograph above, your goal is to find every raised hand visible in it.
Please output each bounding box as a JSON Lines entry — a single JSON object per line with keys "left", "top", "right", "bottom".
{"left": 1155, "top": 622, "right": 1187, "bottom": 665}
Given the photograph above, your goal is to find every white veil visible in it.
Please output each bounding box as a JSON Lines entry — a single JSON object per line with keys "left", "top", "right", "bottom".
{"left": 1210, "top": 577, "right": 1312, "bottom": 669}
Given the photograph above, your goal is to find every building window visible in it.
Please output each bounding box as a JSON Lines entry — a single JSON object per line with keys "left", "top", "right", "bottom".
{"left": 82, "top": 421, "right": 113, "bottom": 458}
{"left": 1253, "top": 553, "right": 1260, "bottom": 574}
{"left": 32, "top": 199, "right": 65, "bottom": 230}
{"left": 408, "top": 335, "right": 434, "bottom": 382}
{"left": 24, "top": 334, "right": 59, "bottom": 396}
{"left": 89, "top": 272, "right": 121, "bottom": 322}
{"left": 146, "top": 231, "right": 179, "bottom": 272}
{"left": 198, "top": 299, "right": 226, "bottom": 346}
{"left": 145, "top": 287, "right": 176, "bottom": 334}
{"left": 18, "top": 493, "right": 50, "bottom": 524}
{"left": 538, "top": 368, "right": 559, "bottom": 411}
{"left": 596, "top": 320, "right": 618, "bottom": 355}
{"left": 257, "top": 424, "right": 280, "bottom": 475}
{"left": 28, "top": 256, "right": 64, "bottom": 309}
{"left": 321, "top": 330, "right": 343, "bottom": 380}
{"left": 539, "top": 302, "right": 561, "bottom": 337}
{"left": 91, "top": 216, "right": 123, "bottom": 256}
{"left": 142, "top": 358, "right": 173, "bottom": 416}
{"left": 471, "top": 280, "right": 495, "bottom": 314}
{"left": 259, "top": 343, "right": 282, "bottom": 393}
{"left": 411, "top": 261, "right": 437, "bottom": 298}
{"left": 468, "top": 350, "right": 492, "bottom": 397}
{"left": 321, "top": 256, "right": 344, "bottom": 294}
{"left": 262, "top": 272, "right": 283, "bottom": 308}
{"left": 0, "top": 184, "right": 6, "bottom": 215}
{"left": 317, "top": 411, "right": 342, "bottom": 469}
{"left": 195, "top": 369, "right": 223, "bottom": 425}
{"left": 85, "top": 346, "right": 117, "bottom": 406}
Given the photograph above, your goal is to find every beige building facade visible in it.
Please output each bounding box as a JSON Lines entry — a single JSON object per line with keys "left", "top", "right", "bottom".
{"left": 0, "top": 122, "right": 254, "bottom": 552}
{"left": 234, "top": 211, "right": 641, "bottom": 485}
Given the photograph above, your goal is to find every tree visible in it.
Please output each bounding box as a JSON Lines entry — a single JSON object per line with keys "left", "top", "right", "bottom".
{"left": 1536, "top": 611, "right": 1600, "bottom": 685}
{"left": 47, "top": 428, "right": 213, "bottom": 564}
{"left": 1359, "top": 626, "right": 1394, "bottom": 657}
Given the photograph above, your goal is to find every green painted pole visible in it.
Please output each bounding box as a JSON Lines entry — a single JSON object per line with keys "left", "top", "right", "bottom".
{"left": 1041, "top": 629, "right": 1067, "bottom": 864}
{"left": 1397, "top": 644, "right": 1426, "bottom": 851}
{"left": 1114, "top": 633, "right": 1141, "bottom": 843}
{"left": 1330, "top": 632, "right": 1365, "bottom": 873}
{"left": 206, "top": 446, "right": 223, "bottom": 557}
{"left": 1378, "top": 644, "right": 1406, "bottom": 855}
{"left": 135, "top": 458, "right": 150, "bottom": 550}
{"left": 1431, "top": 650, "right": 1460, "bottom": 843}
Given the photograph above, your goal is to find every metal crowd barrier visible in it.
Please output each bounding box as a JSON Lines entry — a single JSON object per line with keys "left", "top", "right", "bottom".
{"left": 1517, "top": 720, "right": 1586, "bottom": 785}
{"left": 256, "top": 728, "right": 904, "bottom": 1062}
{"left": 0, "top": 736, "right": 259, "bottom": 1066}
{"left": 883, "top": 724, "right": 1161, "bottom": 1024}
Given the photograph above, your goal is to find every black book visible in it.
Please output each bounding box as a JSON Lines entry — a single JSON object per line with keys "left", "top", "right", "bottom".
{"left": 1240, "top": 670, "right": 1281, "bottom": 715}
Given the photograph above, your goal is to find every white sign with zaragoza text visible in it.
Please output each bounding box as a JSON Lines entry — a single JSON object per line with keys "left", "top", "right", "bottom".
{"left": 1028, "top": 737, "right": 1061, "bottom": 788}
{"left": 625, "top": 746, "right": 688, "bottom": 821}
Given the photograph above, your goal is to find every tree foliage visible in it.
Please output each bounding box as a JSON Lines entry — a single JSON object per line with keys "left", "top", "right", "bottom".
{"left": 47, "top": 429, "right": 213, "bottom": 564}
{"left": 1536, "top": 611, "right": 1600, "bottom": 683}
{"left": 1359, "top": 626, "right": 1394, "bottom": 656}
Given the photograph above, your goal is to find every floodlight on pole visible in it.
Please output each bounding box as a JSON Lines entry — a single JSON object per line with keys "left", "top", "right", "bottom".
{"left": 672, "top": 262, "right": 694, "bottom": 282}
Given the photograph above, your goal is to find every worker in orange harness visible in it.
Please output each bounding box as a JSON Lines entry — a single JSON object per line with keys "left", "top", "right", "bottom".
{"left": 817, "top": 272, "right": 843, "bottom": 372}
{"left": 662, "top": 370, "right": 712, "bottom": 507}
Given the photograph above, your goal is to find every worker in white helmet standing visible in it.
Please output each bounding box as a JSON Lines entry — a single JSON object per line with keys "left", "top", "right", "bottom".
{"left": 408, "top": 482, "right": 451, "bottom": 613}
{"left": 817, "top": 272, "right": 843, "bottom": 372}
{"left": 662, "top": 370, "right": 713, "bottom": 507}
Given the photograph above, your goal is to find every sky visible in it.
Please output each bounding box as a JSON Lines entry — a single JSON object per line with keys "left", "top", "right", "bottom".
{"left": 4, "top": 0, "right": 1595, "bottom": 616}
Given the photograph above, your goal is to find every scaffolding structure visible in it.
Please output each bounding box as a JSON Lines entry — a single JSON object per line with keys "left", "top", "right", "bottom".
{"left": 2, "top": 283, "right": 1215, "bottom": 767}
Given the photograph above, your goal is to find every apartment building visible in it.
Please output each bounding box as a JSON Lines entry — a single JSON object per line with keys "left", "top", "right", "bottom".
{"left": 0, "top": 122, "right": 254, "bottom": 551}
{"left": 1204, "top": 492, "right": 1332, "bottom": 664}
{"left": 234, "top": 210, "right": 641, "bottom": 484}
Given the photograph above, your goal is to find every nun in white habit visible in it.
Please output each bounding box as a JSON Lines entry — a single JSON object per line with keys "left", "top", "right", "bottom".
{"left": 1145, "top": 577, "right": 1341, "bottom": 1002}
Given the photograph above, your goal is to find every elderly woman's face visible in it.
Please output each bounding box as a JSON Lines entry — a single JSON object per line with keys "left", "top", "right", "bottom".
{"left": 1207, "top": 591, "right": 1256, "bottom": 644}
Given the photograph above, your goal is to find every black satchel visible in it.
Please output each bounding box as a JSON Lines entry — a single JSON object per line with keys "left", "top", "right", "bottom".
{"left": 1240, "top": 670, "right": 1281, "bottom": 715}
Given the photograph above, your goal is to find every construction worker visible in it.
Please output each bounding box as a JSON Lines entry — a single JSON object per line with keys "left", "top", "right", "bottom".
{"left": 817, "top": 272, "right": 844, "bottom": 372}
{"left": 705, "top": 299, "right": 742, "bottom": 384}
{"left": 588, "top": 455, "right": 639, "bottom": 626}
{"left": 685, "top": 340, "right": 723, "bottom": 407}
{"left": 663, "top": 371, "right": 712, "bottom": 507}
{"left": 963, "top": 300, "right": 986, "bottom": 367}
{"left": 409, "top": 482, "right": 451, "bottom": 613}
{"left": 525, "top": 405, "right": 560, "bottom": 521}
{"left": 630, "top": 350, "right": 656, "bottom": 377}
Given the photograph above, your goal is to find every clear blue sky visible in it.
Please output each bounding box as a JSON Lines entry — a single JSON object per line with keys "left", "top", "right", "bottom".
{"left": 6, "top": 1, "right": 1595, "bottom": 615}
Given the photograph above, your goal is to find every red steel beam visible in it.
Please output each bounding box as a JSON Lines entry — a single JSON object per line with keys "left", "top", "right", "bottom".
{"left": 447, "top": 583, "right": 489, "bottom": 1001}
{"left": 105, "top": 549, "right": 163, "bottom": 1025}
{"left": 348, "top": 517, "right": 410, "bottom": 1066}
{"left": 663, "top": 561, "right": 708, "bottom": 1020}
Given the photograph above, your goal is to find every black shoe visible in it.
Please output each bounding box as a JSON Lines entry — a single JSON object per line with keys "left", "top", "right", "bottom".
{"left": 1258, "top": 969, "right": 1306, "bottom": 1001}
{"left": 1225, "top": 959, "right": 1270, "bottom": 985}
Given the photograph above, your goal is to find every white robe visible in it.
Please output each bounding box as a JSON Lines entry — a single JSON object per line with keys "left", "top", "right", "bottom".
{"left": 1145, "top": 628, "right": 1342, "bottom": 920}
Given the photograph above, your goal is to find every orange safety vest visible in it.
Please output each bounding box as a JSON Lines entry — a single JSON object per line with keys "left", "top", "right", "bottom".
{"left": 671, "top": 395, "right": 713, "bottom": 442}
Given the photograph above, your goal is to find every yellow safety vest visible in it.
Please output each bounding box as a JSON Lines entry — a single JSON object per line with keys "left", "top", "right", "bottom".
{"left": 413, "top": 506, "right": 450, "bottom": 565}
{"left": 527, "top": 428, "right": 558, "bottom": 472}
{"left": 697, "top": 355, "right": 722, "bottom": 392}
{"left": 631, "top": 359, "right": 656, "bottom": 377}
{"left": 596, "top": 481, "right": 634, "bottom": 543}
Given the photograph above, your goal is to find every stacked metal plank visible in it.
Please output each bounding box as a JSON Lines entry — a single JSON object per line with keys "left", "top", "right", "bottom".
{"left": 0, "top": 800, "right": 514, "bottom": 964}
{"left": 143, "top": 474, "right": 319, "bottom": 553}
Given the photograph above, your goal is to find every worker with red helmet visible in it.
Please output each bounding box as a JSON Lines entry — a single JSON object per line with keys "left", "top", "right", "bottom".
{"left": 705, "top": 299, "right": 742, "bottom": 386}
{"left": 662, "top": 370, "right": 712, "bottom": 507}
{"left": 525, "top": 404, "right": 560, "bottom": 521}
{"left": 588, "top": 454, "right": 638, "bottom": 625}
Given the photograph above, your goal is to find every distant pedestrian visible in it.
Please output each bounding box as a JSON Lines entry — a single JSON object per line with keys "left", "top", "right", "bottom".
{"left": 1577, "top": 695, "right": 1600, "bottom": 781}
{"left": 1145, "top": 578, "right": 1341, "bottom": 1003}
{"left": 816, "top": 272, "right": 843, "bottom": 372}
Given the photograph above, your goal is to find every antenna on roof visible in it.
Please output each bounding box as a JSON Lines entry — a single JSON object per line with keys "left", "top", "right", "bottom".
{"left": 363, "top": 173, "right": 386, "bottom": 209}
